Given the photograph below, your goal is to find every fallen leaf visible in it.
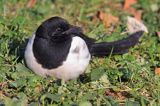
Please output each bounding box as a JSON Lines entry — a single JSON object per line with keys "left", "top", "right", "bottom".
{"left": 98, "top": 11, "right": 119, "bottom": 28}
{"left": 128, "top": 7, "right": 142, "bottom": 21}
{"left": 124, "top": 0, "right": 137, "bottom": 9}
{"left": 157, "top": 31, "right": 160, "bottom": 37}
{"left": 123, "top": 0, "right": 141, "bottom": 20}
{"left": 127, "top": 16, "right": 148, "bottom": 34}
{"left": 27, "top": 0, "right": 36, "bottom": 8}
{"left": 98, "top": 11, "right": 107, "bottom": 23}
{"left": 105, "top": 88, "right": 131, "bottom": 100}
{"left": 155, "top": 68, "right": 160, "bottom": 75}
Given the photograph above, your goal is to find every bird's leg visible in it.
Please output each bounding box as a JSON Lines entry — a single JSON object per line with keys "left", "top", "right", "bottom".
{"left": 58, "top": 79, "right": 67, "bottom": 94}
{"left": 61, "top": 79, "right": 66, "bottom": 87}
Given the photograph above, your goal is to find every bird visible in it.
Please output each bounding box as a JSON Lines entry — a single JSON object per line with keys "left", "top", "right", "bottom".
{"left": 24, "top": 16, "right": 144, "bottom": 81}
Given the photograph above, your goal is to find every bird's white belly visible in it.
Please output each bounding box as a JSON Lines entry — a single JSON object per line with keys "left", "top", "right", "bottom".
{"left": 25, "top": 34, "right": 91, "bottom": 80}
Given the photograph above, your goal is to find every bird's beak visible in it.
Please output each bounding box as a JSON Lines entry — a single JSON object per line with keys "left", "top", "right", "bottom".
{"left": 63, "top": 26, "right": 82, "bottom": 35}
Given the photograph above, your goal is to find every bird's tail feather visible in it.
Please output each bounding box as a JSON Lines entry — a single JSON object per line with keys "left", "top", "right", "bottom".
{"left": 90, "top": 31, "right": 144, "bottom": 57}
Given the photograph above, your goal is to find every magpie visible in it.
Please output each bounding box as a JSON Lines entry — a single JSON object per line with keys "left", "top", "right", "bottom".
{"left": 25, "top": 16, "right": 144, "bottom": 81}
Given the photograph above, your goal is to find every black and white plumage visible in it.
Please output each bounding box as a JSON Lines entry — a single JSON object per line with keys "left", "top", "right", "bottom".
{"left": 25, "top": 16, "right": 144, "bottom": 81}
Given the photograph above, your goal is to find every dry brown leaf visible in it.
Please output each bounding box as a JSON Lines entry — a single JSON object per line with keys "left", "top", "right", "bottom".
{"left": 27, "top": 0, "right": 36, "bottom": 8}
{"left": 123, "top": 0, "right": 141, "bottom": 20}
{"left": 155, "top": 68, "right": 160, "bottom": 75}
{"left": 98, "top": 11, "right": 119, "bottom": 28}
{"left": 128, "top": 7, "right": 142, "bottom": 21}
{"left": 105, "top": 89, "right": 131, "bottom": 100}
{"left": 157, "top": 31, "right": 160, "bottom": 37}
{"left": 124, "top": 0, "right": 137, "bottom": 9}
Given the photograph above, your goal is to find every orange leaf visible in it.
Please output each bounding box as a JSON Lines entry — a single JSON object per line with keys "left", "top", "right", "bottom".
{"left": 124, "top": 0, "right": 137, "bottom": 9}
{"left": 128, "top": 7, "right": 142, "bottom": 21}
{"left": 155, "top": 68, "right": 160, "bottom": 75}
{"left": 98, "top": 11, "right": 119, "bottom": 28}
{"left": 27, "top": 0, "right": 36, "bottom": 8}
{"left": 123, "top": 0, "right": 141, "bottom": 20}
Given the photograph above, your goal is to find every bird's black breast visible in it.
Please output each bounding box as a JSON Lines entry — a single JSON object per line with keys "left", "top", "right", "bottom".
{"left": 33, "top": 37, "right": 72, "bottom": 69}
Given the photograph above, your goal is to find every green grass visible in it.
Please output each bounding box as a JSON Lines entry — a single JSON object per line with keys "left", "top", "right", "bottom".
{"left": 0, "top": 0, "right": 160, "bottom": 105}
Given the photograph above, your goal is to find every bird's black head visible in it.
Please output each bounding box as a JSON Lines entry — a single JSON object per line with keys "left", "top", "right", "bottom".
{"left": 33, "top": 16, "right": 84, "bottom": 69}
{"left": 36, "top": 16, "right": 72, "bottom": 41}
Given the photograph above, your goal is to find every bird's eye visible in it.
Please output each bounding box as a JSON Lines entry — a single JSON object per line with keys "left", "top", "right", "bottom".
{"left": 56, "top": 28, "right": 62, "bottom": 32}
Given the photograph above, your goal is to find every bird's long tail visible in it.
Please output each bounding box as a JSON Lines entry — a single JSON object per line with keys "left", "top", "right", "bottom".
{"left": 90, "top": 31, "right": 143, "bottom": 56}
{"left": 90, "top": 16, "right": 148, "bottom": 57}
